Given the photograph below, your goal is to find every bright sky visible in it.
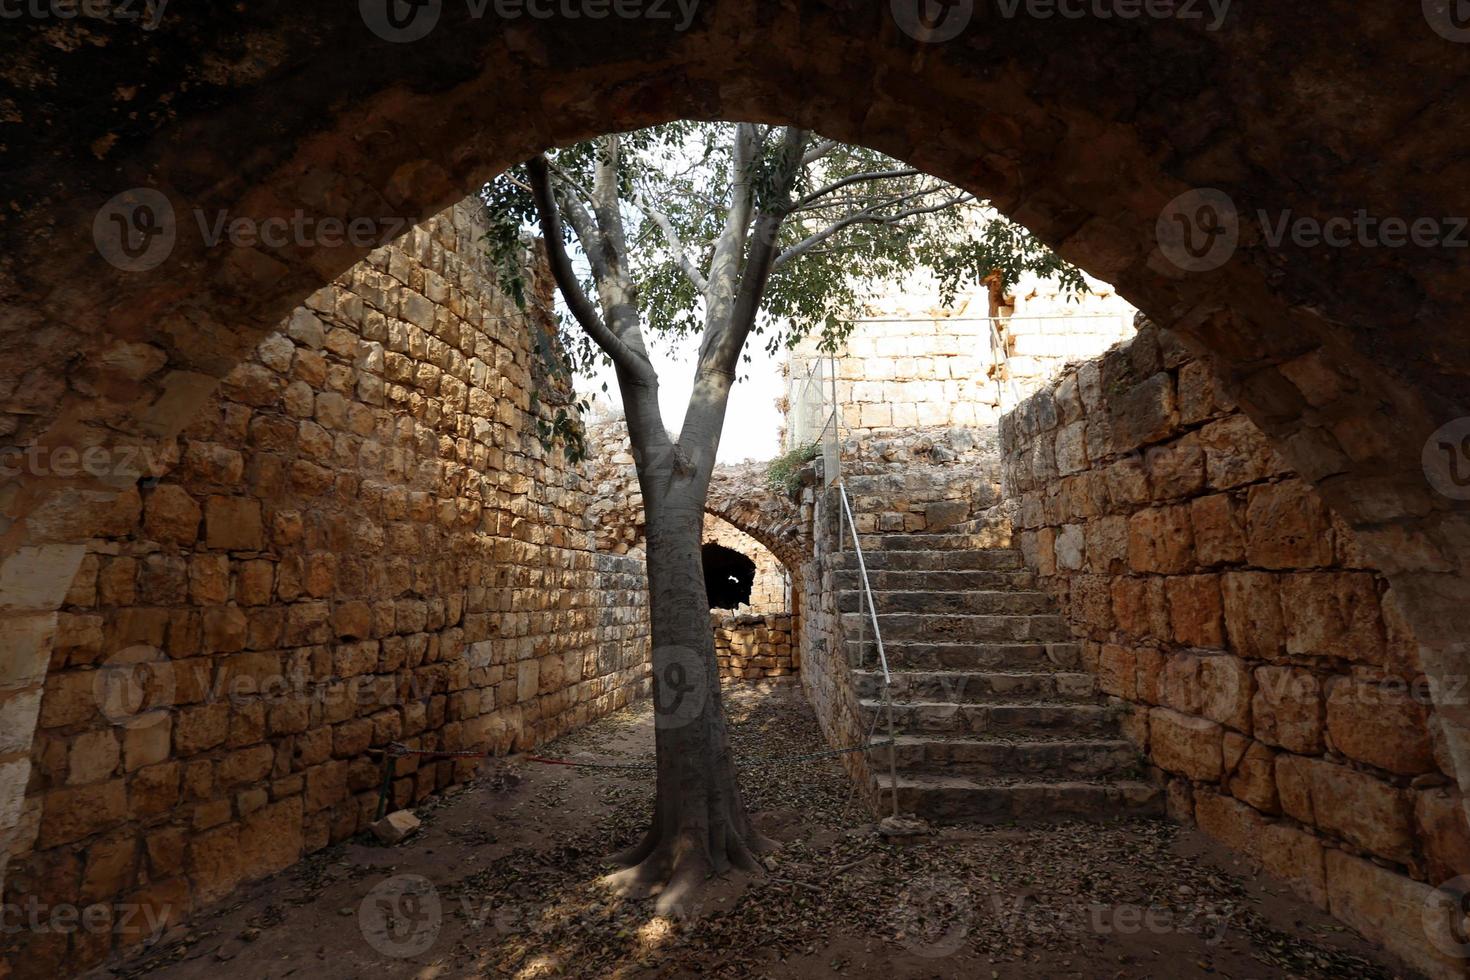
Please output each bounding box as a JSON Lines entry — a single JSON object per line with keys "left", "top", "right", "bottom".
{"left": 579, "top": 332, "right": 787, "bottom": 464}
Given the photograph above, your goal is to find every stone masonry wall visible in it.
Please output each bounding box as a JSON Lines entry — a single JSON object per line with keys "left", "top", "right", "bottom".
{"left": 799, "top": 483, "right": 879, "bottom": 810}
{"left": 713, "top": 612, "right": 797, "bottom": 683}
{"left": 784, "top": 275, "right": 1134, "bottom": 445}
{"left": 1, "top": 202, "right": 652, "bottom": 978}
{"left": 838, "top": 426, "right": 1007, "bottom": 539}
{"left": 1000, "top": 322, "right": 1467, "bottom": 979}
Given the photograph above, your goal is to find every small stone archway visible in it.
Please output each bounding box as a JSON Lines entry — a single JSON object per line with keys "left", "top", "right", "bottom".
{"left": 705, "top": 463, "right": 811, "bottom": 586}
{"left": 2, "top": 0, "right": 1469, "bottom": 909}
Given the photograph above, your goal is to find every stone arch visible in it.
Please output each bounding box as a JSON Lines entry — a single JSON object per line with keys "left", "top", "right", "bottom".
{"left": 3, "top": 3, "right": 1469, "bottom": 876}
{"left": 705, "top": 464, "right": 810, "bottom": 582}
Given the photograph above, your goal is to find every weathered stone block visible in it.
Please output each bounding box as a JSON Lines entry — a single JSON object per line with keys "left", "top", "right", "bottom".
{"left": 1281, "top": 572, "right": 1385, "bottom": 663}
{"left": 205, "top": 496, "right": 264, "bottom": 551}
{"left": 1165, "top": 574, "right": 1224, "bottom": 649}
{"left": 1221, "top": 571, "right": 1285, "bottom": 661}
{"left": 1326, "top": 849, "right": 1466, "bottom": 980}
{"left": 1189, "top": 493, "right": 1244, "bottom": 566}
{"left": 1245, "top": 480, "right": 1335, "bottom": 569}
{"left": 1106, "top": 371, "right": 1176, "bottom": 451}
{"left": 1149, "top": 707, "right": 1222, "bottom": 781}
{"left": 1127, "top": 505, "right": 1193, "bottom": 574}
{"left": 1324, "top": 677, "right": 1434, "bottom": 774}
{"left": 1252, "top": 666, "right": 1324, "bottom": 754}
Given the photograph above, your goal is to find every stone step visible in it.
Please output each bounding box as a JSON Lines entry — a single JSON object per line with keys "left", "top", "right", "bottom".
{"left": 840, "top": 611, "right": 1071, "bottom": 643}
{"left": 846, "top": 640, "right": 1083, "bottom": 671}
{"left": 834, "top": 549, "right": 1023, "bottom": 572}
{"left": 881, "top": 735, "right": 1142, "bottom": 779}
{"left": 837, "top": 589, "right": 1054, "bottom": 616}
{"left": 833, "top": 568, "right": 1037, "bottom": 591}
{"left": 857, "top": 533, "right": 1002, "bottom": 552}
{"left": 859, "top": 700, "right": 1121, "bottom": 736}
{"left": 853, "top": 670, "right": 1096, "bottom": 703}
{"left": 872, "top": 773, "right": 1165, "bottom": 824}
{"left": 842, "top": 473, "right": 1001, "bottom": 496}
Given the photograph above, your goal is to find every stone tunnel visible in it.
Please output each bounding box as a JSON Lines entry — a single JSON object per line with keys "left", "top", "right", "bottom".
{"left": 2, "top": 4, "right": 1469, "bottom": 978}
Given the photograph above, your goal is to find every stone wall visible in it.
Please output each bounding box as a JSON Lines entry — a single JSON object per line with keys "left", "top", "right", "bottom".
{"left": 784, "top": 274, "right": 1134, "bottom": 445}
{"left": 837, "top": 426, "right": 1007, "bottom": 539}
{"left": 798, "top": 484, "right": 880, "bottom": 809}
{"left": 1000, "top": 323, "right": 1467, "bottom": 979}
{"left": 1, "top": 203, "right": 652, "bottom": 978}
{"left": 583, "top": 413, "right": 644, "bottom": 556}
{"left": 713, "top": 612, "right": 797, "bottom": 683}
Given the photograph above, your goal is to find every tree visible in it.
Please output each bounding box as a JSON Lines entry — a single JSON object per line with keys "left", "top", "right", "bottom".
{"left": 482, "top": 123, "right": 1082, "bottom": 911}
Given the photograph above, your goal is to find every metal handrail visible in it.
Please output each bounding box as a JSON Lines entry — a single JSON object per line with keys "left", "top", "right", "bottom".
{"left": 837, "top": 481, "right": 900, "bottom": 819}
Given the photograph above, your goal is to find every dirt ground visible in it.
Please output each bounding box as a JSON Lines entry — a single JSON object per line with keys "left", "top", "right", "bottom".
{"left": 94, "top": 687, "right": 1419, "bottom": 980}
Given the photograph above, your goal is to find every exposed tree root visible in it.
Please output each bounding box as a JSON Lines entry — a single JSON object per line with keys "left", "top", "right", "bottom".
{"left": 603, "top": 813, "right": 777, "bottom": 916}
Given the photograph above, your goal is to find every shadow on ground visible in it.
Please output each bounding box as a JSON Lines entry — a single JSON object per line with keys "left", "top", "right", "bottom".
{"left": 96, "top": 688, "right": 1412, "bottom": 979}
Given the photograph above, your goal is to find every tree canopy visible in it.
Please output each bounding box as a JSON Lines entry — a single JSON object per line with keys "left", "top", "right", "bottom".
{"left": 482, "top": 122, "right": 1085, "bottom": 395}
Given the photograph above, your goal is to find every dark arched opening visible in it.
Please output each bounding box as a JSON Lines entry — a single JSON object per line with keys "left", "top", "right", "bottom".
{"left": 701, "top": 542, "right": 757, "bottom": 610}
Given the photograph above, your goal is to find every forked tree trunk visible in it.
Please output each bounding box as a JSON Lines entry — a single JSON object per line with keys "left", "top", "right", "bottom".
{"left": 604, "top": 466, "right": 772, "bottom": 913}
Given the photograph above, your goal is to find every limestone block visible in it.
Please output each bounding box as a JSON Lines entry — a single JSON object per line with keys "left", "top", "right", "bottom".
{"left": 1245, "top": 480, "right": 1335, "bottom": 569}
{"left": 1220, "top": 571, "right": 1286, "bottom": 661}
{"left": 1252, "top": 666, "right": 1324, "bottom": 754}
{"left": 1326, "top": 849, "right": 1466, "bottom": 980}
{"left": 205, "top": 496, "right": 264, "bottom": 551}
{"left": 1126, "top": 505, "right": 1193, "bottom": 573}
{"left": 143, "top": 485, "right": 202, "bottom": 546}
{"left": 1165, "top": 574, "right": 1224, "bottom": 649}
{"left": 1324, "top": 677, "right": 1434, "bottom": 774}
{"left": 1416, "top": 788, "right": 1470, "bottom": 885}
{"left": 1281, "top": 572, "right": 1385, "bottom": 664}
{"left": 1105, "top": 371, "right": 1176, "bottom": 451}
{"left": 1189, "top": 493, "right": 1245, "bottom": 566}
{"left": 1149, "top": 707, "right": 1222, "bottom": 781}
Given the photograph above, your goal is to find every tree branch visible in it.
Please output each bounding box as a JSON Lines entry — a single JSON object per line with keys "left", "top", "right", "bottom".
{"left": 701, "top": 126, "right": 811, "bottom": 382}
{"left": 774, "top": 192, "right": 974, "bottom": 269}
{"left": 641, "top": 196, "right": 709, "bottom": 293}
{"left": 788, "top": 168, "right": 921, "bottom": 213}
{"left": 801, "top": 139, "right": 839, "bottom": 166}
{"left": 526, "top": 155, "right": 655, "bottom": 386}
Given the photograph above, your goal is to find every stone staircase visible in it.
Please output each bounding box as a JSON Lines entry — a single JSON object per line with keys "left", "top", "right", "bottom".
{"left": 836, "top": 528, "right": 1163, "bottom": 823}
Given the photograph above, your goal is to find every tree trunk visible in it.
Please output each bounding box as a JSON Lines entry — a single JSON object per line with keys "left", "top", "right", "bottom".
{"left": 604, "top": 472, "right": 772, "bottom": 913}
